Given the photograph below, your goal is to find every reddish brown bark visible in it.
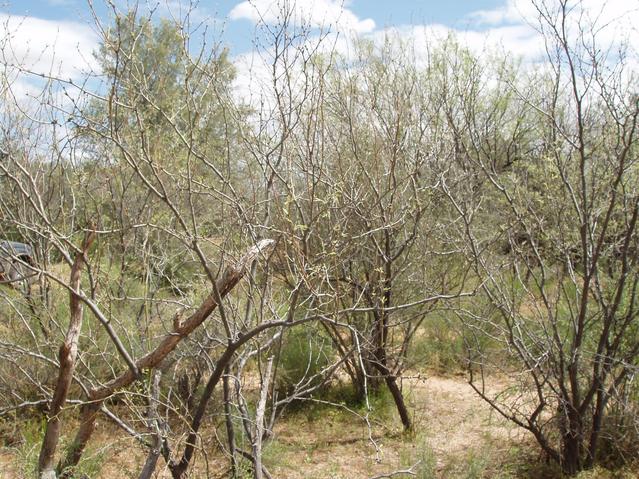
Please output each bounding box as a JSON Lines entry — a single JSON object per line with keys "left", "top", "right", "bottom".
{"left": 38, "top": 231, "right": 96, "bottom": 478}
{"left": 57, "top": 239, "right": 274, "bottom": 476}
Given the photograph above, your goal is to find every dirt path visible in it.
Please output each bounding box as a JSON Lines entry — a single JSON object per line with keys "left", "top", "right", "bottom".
{"left": 410, "top": 375, "right": 526, "bottom": 476}
{"left": 414, "top": 376, "right": 520, "bottom": 448}
{"left": 262, "top": 374, "right": 525, "bottom": 479}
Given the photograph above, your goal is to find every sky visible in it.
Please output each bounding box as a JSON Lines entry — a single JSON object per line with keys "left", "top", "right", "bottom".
{"left": 1, "top": 0, "right": 514, "bottom": 59}
{"left": 5, "top": 0, "right": 504, "bottom": 20}
{"left": 4, "top": 1, "right": 509, "bottom": 37}
{"left": 1, "top": 0, "right": 638, "bottom": 100}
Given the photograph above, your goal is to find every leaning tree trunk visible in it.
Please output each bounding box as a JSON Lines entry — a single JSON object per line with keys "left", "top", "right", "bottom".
{"left": 38, "top": 231, "right": 96, "bottom": 479}
{"left": 57, "top": 239, "right": 274, "bottom": 477}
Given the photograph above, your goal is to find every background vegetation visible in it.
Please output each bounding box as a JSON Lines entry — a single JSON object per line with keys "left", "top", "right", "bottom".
{"left": 0, "top": 1, "right": 638, "bottom": 478}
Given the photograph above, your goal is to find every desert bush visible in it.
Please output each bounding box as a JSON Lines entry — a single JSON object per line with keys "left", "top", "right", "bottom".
{"left": 275, "top": 323, "right": 335, "bottom": 397}
{"left": 408, "top": 314, "right": 465, "bottom": 374}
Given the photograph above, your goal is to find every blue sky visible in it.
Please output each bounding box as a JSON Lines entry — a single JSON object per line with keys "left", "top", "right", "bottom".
{"left": 6, "top": 1, "right": 506, "bottom": 27}
{"left": 3, "top": 0, "right": 510, "bottom": 56}
{"left": 1, "top": 0, "right": 637, "bottom": 102}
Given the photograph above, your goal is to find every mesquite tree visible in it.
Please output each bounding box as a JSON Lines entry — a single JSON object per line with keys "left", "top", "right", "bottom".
{"left": 441, "top": 1, "right": 639, "bottom": 474}
{"left": 236, "top": 7, "right": 469, "bottom": 432}
{"left": 1, "top": 5, "right": 297, "bottom": 478}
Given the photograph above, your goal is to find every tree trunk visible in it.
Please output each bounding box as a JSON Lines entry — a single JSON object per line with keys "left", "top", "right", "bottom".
{"left": 372, "top": 350, "right": 410, "bottom": 429}
{"left": 560, "top": 407, "right": 584, "bottom": 476}
{"left": 252, "top": 357, "right": 273, "bottom": 479}
{"left": 372, "top": 250, "right": 412, "bottom": 432}
{"left": 38, "top": 231, "right": 96, "bottom": 479}
{"left": 223, "top": 367, "right": 237, "bottom": 477}
{"left": 384, "top": 374, "right": 411, "bottom": 431}
{"left": 58, "top": 239, "right": 274, "bottom": 475}
{"left": 138, "top": 370, "right": 163, "bottom": 479}
{"left": 585, "top": 388, "right": 606, "bottom": 469}
{"left": 59, "top": 402, "right": 101, "bottom": 478}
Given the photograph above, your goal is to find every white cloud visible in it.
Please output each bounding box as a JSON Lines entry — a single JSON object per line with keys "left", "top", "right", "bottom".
{"left": 45, "top": 0, "right": 77, "bottom": 6}
{"left": 468, "top": 0, "right": 537, "bottom": 26}
{"left": 468, "top": 0, "right": 639, "bottom": 53}
{"left": 471, "top": 0, "right": 639, "bottom": 28}
{"left": 0, "top": 14, "right": 99, "bottom": 80}
{"left": 232, "top": 50, "right": 266, "bottom": 105}
{"left": 368, "top": 0, "right": 639, "bottom": 70}
{"left": 0, "top": 13, "right": 100, "bottom": 113}
{"left": 231, "top": 0, "right": 639, "bottom": 108}
{"left": 369, "top": 22, "right": 543, "bottom": 62}
{"left": 464, "top": 25, "right": 542, "bottom": 59}
{"left": 229, "top": 0, "right": 375, "bottom": 34}
{"left": 145, "top": 0, "right": 218, "bottom": 26}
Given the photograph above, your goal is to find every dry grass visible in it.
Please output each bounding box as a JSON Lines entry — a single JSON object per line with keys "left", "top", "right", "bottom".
{"left": 1, "top": 374, "right": 637, "bottom": 478}
{"left": 258, "top": 374, "right": 536, "bottom": 479}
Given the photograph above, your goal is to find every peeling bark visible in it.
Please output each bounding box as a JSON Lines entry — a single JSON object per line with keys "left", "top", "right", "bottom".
{"left": 38, "top": 231, "right": 96, "bottom": 479}
{"left": 57, "top": 239, "right": 274, "bottom": 475}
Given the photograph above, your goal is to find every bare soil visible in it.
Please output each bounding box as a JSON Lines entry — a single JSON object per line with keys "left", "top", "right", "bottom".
{"left": 1, "top": 374, "right": 635, "bottom": 478}
{"left": 262, "top": 374, "right": 526, "bottom": 479}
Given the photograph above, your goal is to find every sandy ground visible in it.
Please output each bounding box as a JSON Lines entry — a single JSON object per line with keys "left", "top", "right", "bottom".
{"left": 263, "top": 374, "right": 525, "bottom": 479}
{"left": 0, "top": 374, "right": 534, "bottom": 479}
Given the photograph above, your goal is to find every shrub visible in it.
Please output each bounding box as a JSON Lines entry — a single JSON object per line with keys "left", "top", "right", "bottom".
{"left": 275, "top": 324, "right": 334, "bottom": 397}
{"left": 408, "top": 314, "right": 466, "bottom": 374}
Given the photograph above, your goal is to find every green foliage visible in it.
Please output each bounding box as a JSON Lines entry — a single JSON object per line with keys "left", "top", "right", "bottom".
{"left": 408, "top": 314, "right": 466, "bottom": 374}
{"left": 94, "top": 13, "right": 235, "bottom": 144}
{"left": 7, "top": 418, "right": 105, "bottom": 478}
{"left": 60, "top": 445, "right": 107, "bottom": 479}
{"left": 462, "top": 450, "right": 490, "bottom": 479}
{"left": 12, "top": 417, "right": 44, "bottom": 478}
{"left": 365, "top": 387, "right": 397, "bottom": 424}
{"left": 275, "top": 324, "right": 334, "bottom": 396}
{"left": 596, "top": 393, "right": 639, "bottom": 468}
{"left": 399, "top": 434, "right": 437, "bottom": 479}
{"left": 262, "top": 439, "right": 297, "bottom": 470}
{"left": 154, "top": 251, "right": 203, "bottom": 296}
{"left": 0, "top": 288, "right": 61, "bottom": 403}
